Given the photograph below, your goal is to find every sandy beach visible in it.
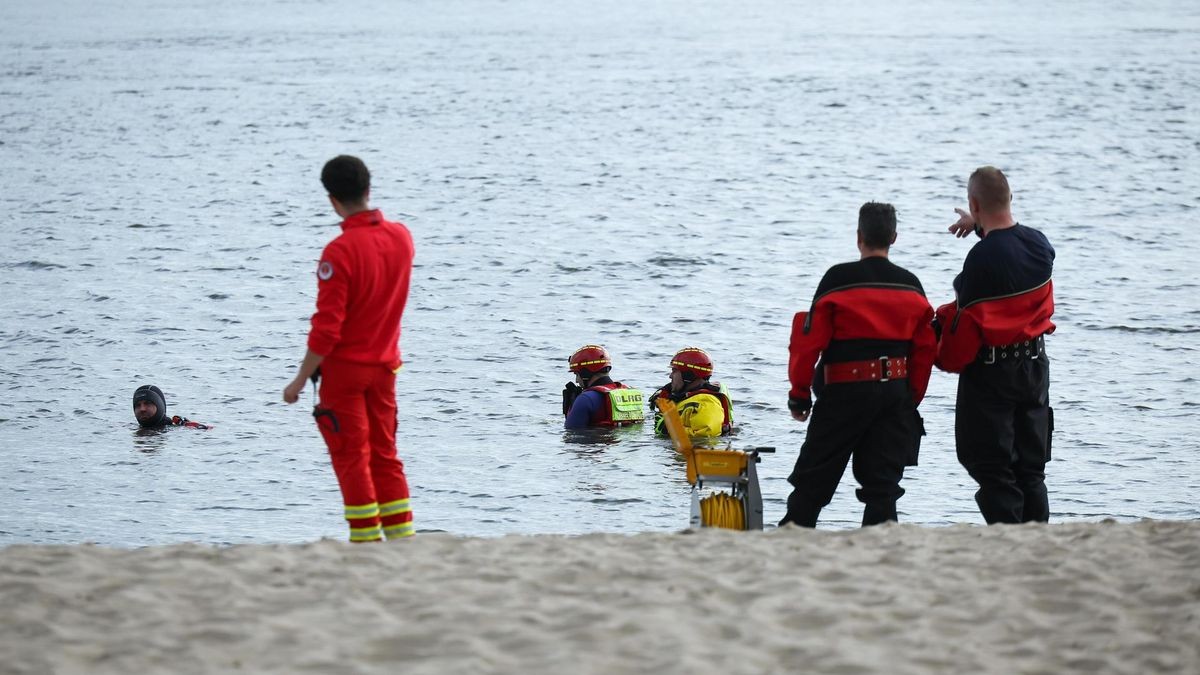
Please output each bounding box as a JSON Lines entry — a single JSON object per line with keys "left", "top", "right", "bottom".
{"left": 2, "top": 520, "right": 1197, "bottom": 674}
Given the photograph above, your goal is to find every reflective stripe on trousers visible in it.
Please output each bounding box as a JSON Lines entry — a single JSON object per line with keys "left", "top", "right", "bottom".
{"left": 316, "top": 358, "right": 414, "bottom": 541}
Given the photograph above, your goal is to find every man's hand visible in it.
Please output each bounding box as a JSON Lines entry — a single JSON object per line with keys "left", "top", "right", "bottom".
{"left": 788, "top": 396, "right": 812, "bottom": 423}
{"left": 562, "top": 382, "right": 582, "bottom": 416}
{"left": 283, "top": 377, "right": 306, "bottom": 404}
{"left": 284, "top": 350, "right": 325, "bottom": 405}
{"left": 948, "top": 207, "right": 977, "bottom": 238}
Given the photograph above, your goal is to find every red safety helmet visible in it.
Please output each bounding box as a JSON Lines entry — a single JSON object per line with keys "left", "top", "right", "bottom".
{"left": 569, "top": 344, "right": 612, "bottom": 373}
{"left": 670, "top": 347, "right": 713, "bottom": 377}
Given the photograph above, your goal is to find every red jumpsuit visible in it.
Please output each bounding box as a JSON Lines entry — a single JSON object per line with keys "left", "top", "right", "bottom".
{"left": 308, "top": 209, "right": 415, "bottom": 542}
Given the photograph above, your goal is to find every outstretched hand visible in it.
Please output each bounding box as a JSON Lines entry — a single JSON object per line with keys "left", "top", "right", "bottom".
{"left": 948, "top": 207, "right": 977, "bottom": 238}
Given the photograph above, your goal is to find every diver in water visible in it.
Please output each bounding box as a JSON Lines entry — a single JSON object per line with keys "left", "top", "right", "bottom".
{"left": 133, "top": 385, "right": 211, "bottom": 430}
{"left": 562, "top": 344, "right": 645, "bottom": 429}
{"left": 651, "top": 347, "right": 734, "bottom": 438}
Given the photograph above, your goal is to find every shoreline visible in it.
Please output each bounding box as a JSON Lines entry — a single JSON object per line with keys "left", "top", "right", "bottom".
{"left": 3, "top": 520, "right": 1198, "bottom": 674}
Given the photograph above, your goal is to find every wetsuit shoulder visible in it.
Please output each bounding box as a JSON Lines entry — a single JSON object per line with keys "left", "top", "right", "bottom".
{"left": 815, "top": 258, "right": 923, "bottom": 297}
{"left": 813, "top": 261, "right": 862, "bottom": 297}
{"left": 960, "top": 225, "right": 1053, "bottom": 303}
{"left": 564, "top": 390, "right": 604, "bottom": 429}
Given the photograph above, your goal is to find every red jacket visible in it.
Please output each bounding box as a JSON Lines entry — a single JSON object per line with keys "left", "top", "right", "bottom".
{"left": 789, "top": 258, "right": 936, "bottom": 406}
{"left": 935, "top": 224, "right": 1056, "bottom": 373}
{"left": 307, "top": 210, "right": 414, "bottom": 366}
{"left": 934, "top": 281, "right": 1056, "bottom": 373}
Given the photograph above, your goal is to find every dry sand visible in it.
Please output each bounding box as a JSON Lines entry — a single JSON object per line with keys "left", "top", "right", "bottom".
{"left": 2, "top": 520, "right": 1198, "bottom": 674}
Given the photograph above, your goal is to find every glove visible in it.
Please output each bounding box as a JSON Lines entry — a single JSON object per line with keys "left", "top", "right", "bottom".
{"left": 562, "top": 382, "right": 583, "bottom": 416}
{"left": 787, "top": 396, "right": 812, "bottom": 416}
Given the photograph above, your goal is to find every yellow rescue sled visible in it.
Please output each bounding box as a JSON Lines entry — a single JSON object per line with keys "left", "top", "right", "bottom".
{"left": 655, "top": 399, "right": 774, "bottom": 530}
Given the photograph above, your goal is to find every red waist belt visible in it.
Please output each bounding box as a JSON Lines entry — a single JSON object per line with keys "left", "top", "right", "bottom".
{"left": 824, "top": 356, "right": 908, "bottom": 384}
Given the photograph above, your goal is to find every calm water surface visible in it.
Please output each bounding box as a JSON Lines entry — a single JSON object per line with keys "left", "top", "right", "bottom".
{"left": 1, "top": 0, "right": 1197, "bottom": 545}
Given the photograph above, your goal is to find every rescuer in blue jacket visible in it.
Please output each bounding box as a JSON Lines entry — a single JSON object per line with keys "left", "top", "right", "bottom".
{"left": 562, "top": 345, "right": 645, "bottom": 429}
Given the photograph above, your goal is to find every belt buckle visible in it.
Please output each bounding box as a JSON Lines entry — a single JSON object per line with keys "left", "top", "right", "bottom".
{"left": 983, "top": 347, "right": 997, "bottom": 365}
{"left": 878, "top": 356, "right": 891, "bottom": 382}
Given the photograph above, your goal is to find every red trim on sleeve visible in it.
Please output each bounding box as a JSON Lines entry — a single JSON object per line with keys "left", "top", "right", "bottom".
{"left": 907, "top": 305, "right": 936, "bottom": 405}
{"left": 789, "top": 309, "right": 828, "bottom": 399}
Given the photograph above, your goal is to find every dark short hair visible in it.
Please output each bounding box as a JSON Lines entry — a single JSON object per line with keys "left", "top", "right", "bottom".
{"left": 321, "top": 155, "right": 371, "bottom": 203}
{"left": 968, "top": 166, "right": 1011, "bottom": 212}
{"left": 858, "top": 202, "right": 897, "bottom": 249}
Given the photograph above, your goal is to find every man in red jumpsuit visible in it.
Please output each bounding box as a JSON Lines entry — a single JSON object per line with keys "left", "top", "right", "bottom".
{"left": 283, "top": 155, "right": 415, "bottom": 542}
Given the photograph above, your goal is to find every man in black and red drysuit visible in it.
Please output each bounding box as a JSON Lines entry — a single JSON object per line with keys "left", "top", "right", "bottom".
{"left": 935, "top": 166, "right": 1055, "bottom": 524}
{"left": 283, "top": 155, "right": 415, "bottom": 543}
{"left": 780, "top": 202, "right": 936, "bottom": 528}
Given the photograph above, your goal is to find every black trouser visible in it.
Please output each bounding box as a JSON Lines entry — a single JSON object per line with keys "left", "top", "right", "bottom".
{"left": 956, "top": 354, "right": 1052, "bottom": 524}
{"left": 780, "top": 379, "right": 923, "bottom": 528}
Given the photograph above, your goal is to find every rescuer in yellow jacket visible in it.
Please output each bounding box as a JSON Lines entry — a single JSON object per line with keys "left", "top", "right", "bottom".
{"left": 651, "top": 347, "right": 734, "bottom": 438}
